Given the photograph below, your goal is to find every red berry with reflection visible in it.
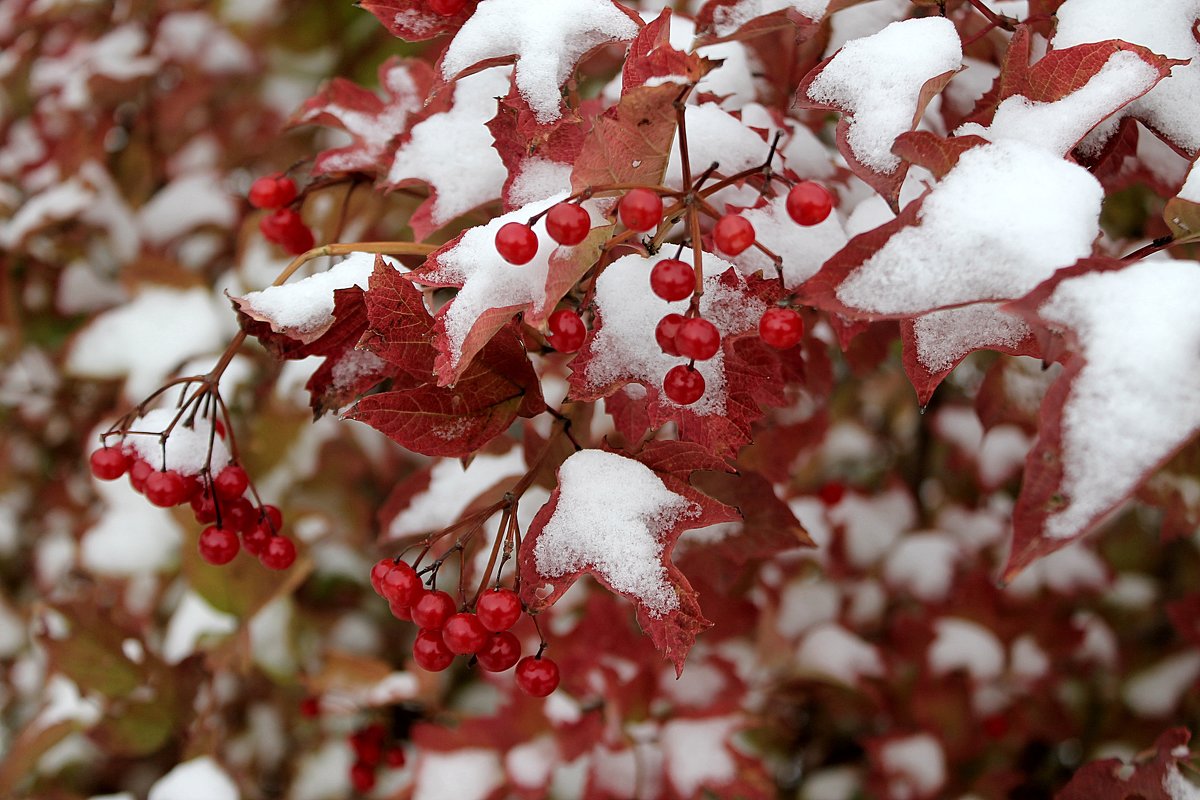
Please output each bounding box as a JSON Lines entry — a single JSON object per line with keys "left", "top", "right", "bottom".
{"left": 476, "top": 587, "right": 522, "bottom": 632}
{"left": 213, "top": 465, "right": 248, "bottom": 501}
{"left": 713, "top": 214, "right": 755, "bottom": 255}
{"left": 545, "top": 202, "right": 590, "bottom": 245}
{"left": 260, "top": 535, "right": 296, "bottom": 570}
{"left": 674, "top": 317, "right": 720, "bottom": 361}
{"left": 786, "top": 181, "right": 834, "bottom": 226}
{"left": 128, "top": 458, "right": 153, "bottom": 493}
{"left": 260, "top": 504, "right": 283, "bottom": 532}
{"left": 90, "top": 447, "right": 129, "bottom": 480}
{"left": 663, "top": 365, "right": 705, "bottom": 405}
{"left": 649, "top": 258, "right": 694, "bottom": 301}
{"left": 412, "top": 628, "right": 455, "bottom": 671}
{"left": 385, "top": 746, "right": 407, "bottom": 768}
{"left": 618, "top": 188, "right": 662, "bottom": 231}
{"left": 199, "top": 525, "right": 240, "bottom": 565}
{"left": 411, "top": 589, "right": 456, "bottom": 630}
{"left": 381, "top": 562, "right": 422, "bottom": 606}
{"left": 515, "top": 656, "right": 560, "bottom": 696}
{"left": 655, "top": 314, "right": 684, "bottom": 356}
{"left": 476, "top": 631, "right": 522, "bottom": 672}
{"left": 495, "top": 222, "right": 538, "bottom": 265}
{"left": 759, "top": 307, "right": 805, "bottom": 349}
{"left": 389, "top": 600, "right": 412, "bottom": 621}
{"left": 248, "top": 173, "right": 297, "bottom": 209}
{"left": 191, "top": 489, "right": 217, "bottom": 524}
{"left": 546, "top": 309, "right": 586, "bottom": 353}
{"left": 370, "top": 558, "right": 393, "bottom": 596}
{"left": 299, "top": 696, "right": 321, "bottom": 718}
{"left": 242, "top": 522, "right": 271, "bottom": 556}
{"left": 818, "top": 482, "right": 846, "bottom": 506}
{"left": 224, "top": 496, "right": 257, "bottom": 533}
{"left": 145, "top": 470, "right": 189, "bottom": 507}
{"left": 442, "top": 612, "right": 489, "bottom": 655}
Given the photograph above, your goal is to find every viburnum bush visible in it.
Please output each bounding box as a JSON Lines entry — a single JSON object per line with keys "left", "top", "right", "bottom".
{"left": 5, "top": 0, "right": 1200, "bottom": 797}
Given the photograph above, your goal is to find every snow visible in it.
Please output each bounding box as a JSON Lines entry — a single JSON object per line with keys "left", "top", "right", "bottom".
{"left": 1053, "top": 0, "right": 1200, "bottom": 153}
{"left": 1036, "top": 260, "right": 1200, "bottom": 540}
{"left": 162, "top": 591, "right": 237, "bottom": 664}
{"left": 1123, "top": 650, "right": 1200, "bottom": 717}
{"left": 388, "top": 449, "right": 526, "bottom": 538}
{"left": 153, "top": 12, "right": 254, "bottom": 74}
{"left": 289, "top": 740, "right": 354, "bottom": 800}
{"left": 884, "top": 533, "right": 959, "bottom": 601}
{"left": 39, "top": 675, "right": 101, "bottom": 727}
{"left": 665, "top": 103, "right": 773, "bottom": 209}
{"left": 148, "top": 756, "right": 239, "bottom": 800}
{"left": 806, "top": 18, "right": 962, "bottom": 174}
{"left": 660, "top": 716, "right": 739, "bottom": 797}
{"left": 710, "top": 0, "right": 830, "bottom": 36}
{"left": 827, "top": 489, "right": 916, "bottom": 569}
{"left": 928, "top": 617, "right": 1005, "bottom": 681}
{"left": 836, "top": 141, "right": 1103, "bottom": 315}
{"left": 879, "top": 734, "right": 946, "bottom": 800}
{"left": 413, "top": 749, "right": 503, "bottom": 800}
{"left": 138, "top": 172, "right": 238, "bottom": 245}
{"left": 978, "top": 426, "right": 1032, "bottom": 488}
{"left": 912, "top": 304, "right": 1030, "bottom": 373}
{"left": 776, "top": 577, "right": 840, "bottom": 638}
{"left": 825, "top": 0, "right": 908, "bottom": 56}
{"left": 123, "top": 408, "right": 231, "bottom": 475}
{"left": 943, "top": 57, "right": 1000, "bottom": 119}
{"left": 388, "top": 67, "right": 510, "bottom": 227}
{"left": 440, "top": 0, "right": 639, "bottom": 123}
{"left": 731, "top": 192, "right": 848, "bottom": 288}
{"left": 658, "top": 660, "right": 726, "bottom": 706}
{"left": 1165, "top": 766, "right": 1200, "bottom": 800}
{"left": 1181, "top": 158, "right": 1200, "bottom": 203}
{"left": 508, "top": 157, "right": 574, "bottom": 207}
{"left": 0, "top": 600, "right": 23, "bottom": 658}
{"left": 795, "top": 623, "right": 884, "bottom": 684}
{"left": 532, "top": 450, "right": 697, "bottom": 616}
{"left": 82, "top": 478, "right": 182, "bottom": 576}
{"left": 506, "top": 736, "right": 558, "bottom": 788}
{"left": 1010, "top": 635, "right": 1050, "bottom": 682}
{"left": 802, "top": 766, "right": 861, "bottom": 800}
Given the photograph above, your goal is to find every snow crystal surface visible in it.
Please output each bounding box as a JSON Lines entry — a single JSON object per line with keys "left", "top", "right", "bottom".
{"left": 413, "top": 749, "right": 503, "bottom": 800}
{"left": 795, "top": 623, "right": 884, "bottom": 684}
{"left": 440, "top": 0, "right": 639, "bottom": 123}
{"left": 928, "top": 617, "right": 1005, "bottom": 681}
{"left": 806, "top": 17, "right": 962, "bottom": 173}
{"left": 661, "top": 717, "right": 739, "bottom": 797}
{"left": 1037, "top": 260, "right": 1200, "bottom": 540}
{"left": 148, "top": 756, "right": 239, "bottom": 800}
{"left": 879, "top": 734, "right": 946, "bottom": 799}
{"left": 1123, "top": 650, "right": 1200, "bottom": 717}
{"left": 732, "top": 192, "right": 847, "bottom": 288}
{"left": 123, "top": 408, "right": 231, "bottom": 475}
{"left": 913, "top": 303, "right": 1030, "bottom": 372}
{"left": 836, "top": 140, "right": 1103, "bottom": 315}
{"left": 388, "top": 67, "right": 510, "bottom": 226}
{"left": 710, "top": 0, "right": 830, "bottom": 36}
{"left": 1181, "top": 159, "right": 1200, "bottom": 203}
{"left": 1053, "top": 0, "right": 1200, "bottom": 152}
{"left": 533, "top": 450, "right": 696, "bottom": 615}
{"left": 508, "top": 157, "right": 574, "bottom": 207}
{"left": 389, "top": 449, "right": 526, "bottom": 539}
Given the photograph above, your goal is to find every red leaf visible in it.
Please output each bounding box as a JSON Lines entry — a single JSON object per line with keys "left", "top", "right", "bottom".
{"left": 622, "top": 9, "right": 709, "bottom": 93}
{"left": 570, "top": 76, "right": 680, "bottom": 191}
{"left": 486, "top": 83, "right": 589, "bottom": 211}
{"left": 1057, "top": 728, "right": 1194, "bottom": 800}
{"left": 359, "top": 0, "right": 477, "bottom": 41}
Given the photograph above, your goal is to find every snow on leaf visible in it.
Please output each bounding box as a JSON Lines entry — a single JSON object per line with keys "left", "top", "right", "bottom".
{"left": 519, "top": 448, "right": 738, "bottom": 673}
{"left": 621, "top": 9, "right": 709, "bottom": 94}
{"left": 1003, "top": 258, "right": 1200, "bottom": 579}
{"left": 696, "top": 0, "right": 855, "bottom": 39}
{"left": 728, "top": 191, "right": 847, "bottom": 289}
{"left": 486, "top": 83, "right": 587, "bottom": 211}
{"left": 797, "top": 17, "right": 962, "bottom": 207}
{"left": 1056, "top": 728, "right": 1193, "bottom": 800}
{"left": 294, "top": 57, "right": 432, "bottom": 176}
{"left": 359, "top": 0, "right": 477, "bottom": 41}
{"left": 438, "top": 0, "right": 641, "bottom": 124}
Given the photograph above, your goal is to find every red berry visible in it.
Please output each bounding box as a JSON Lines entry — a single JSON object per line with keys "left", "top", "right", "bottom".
{"left": 442, "top": 612, "right": 488, "bottom": 655}
{"left": 545, "top": 202, "right": 590, "bottom": 245}
{"left": 261, "top": 208, "right": 314, "bottom": 255}
{"left": 224, "top": 496, "right": 257, "bottom": 534}
{"left": 663, "top": 365, "right": 705, "bottom": 405}
{"left": 260, "top": 504, "right": 283, "bottom": 532}
{"left": 515, "top": 655, "right": 560, "bottom": 697}
{"left": 655, "top": 314, "right": 684, "bottom": 356}
{"left": 759, "top": 307, "right": 804, "bottom": 349}
{"left": 476, "top": 631, "right": 522, "bottom": 672}
{"left": 128, "top": 458, "right": 153, "bottom": 493}
{"left": 213, "top": 465, "right": 248, "bottom": 501}
{"left": 384, "top": 746, "right": 407, "bottom": 768}
{"left": 476, "top": 587, "right": 522, "bottom": 632}
{"left": 243, "top": 522, "right": 272, "bottom": 556}
{"left": 389, "top": 600, "right": 412, "bottom": 621}
{"left": 89, "top": 447, "right": 128, "bottom": 480}
{"left": 674, "top": 317, "right": 720, "bottom": 361}
{"left": 618, "top": 188, "right": 662, "bottom": 232}
{"left": 429, "top": 0, "right": 465, "bottom": 15}
{"left": 495, "top": 222, "right": 538, "bottom": 265}
{"left": 191, "top": 489, "right": 217, "bottom": 524}
{"left": 370, "top": 558, "right": 394, "bottom": 596}
{"left": 144, "top": 470, "right": 189, "bottom": 507}
{"left": 649, "top": 258, "right": 694, "bottom": 301}
{"left": 351, "top": 724, "right": 386, "bottom": 764}
{"left": 546, "top": 309, "right": 586, "bottom": 353}
{"left": 299, "top": 696, "right": 321, "bottom": 718}
{"left": 349, "top": 760, "right": 376, "bottom": 794}
{"left": 817, "top": 482, "right": 846, "bottom": 506}
{"left": 381, "top": 562, "right": 422, "bottom": 606}
{"left": 412, "top": 628, "right": 455, "bottom": 671}
{"left": 198, "top": 525, "right": 240, "bottom": 565}
{"left": 713, "top": 214, "right": 755, "bottom": 255}
{"left": 248, "top": 173, "right": 297, "bottom": 209}
{"left": 786, "top": 181, "right": 834, "bottom": 226}
{"left": 411, "top": 589, "right": 456, "bottom": 630}
{"left": 260, "top": 535, "right": 296, "bottom": 570}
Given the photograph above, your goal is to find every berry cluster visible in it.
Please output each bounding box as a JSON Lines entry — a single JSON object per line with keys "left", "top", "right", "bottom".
{"left": 369, "top": 559, "right": 559, "bottom": 697}
{"left": 250, "top": 173, "right": 314, "bottom": 256}
{"left": 346, "top": 722, "right": 406, "bottom": 794}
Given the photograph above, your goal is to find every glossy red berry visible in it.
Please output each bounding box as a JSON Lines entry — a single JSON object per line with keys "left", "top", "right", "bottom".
{"left": 786, "top": 181, "right": 834, "bottom": 226}
{"left": 198, "top": 525, "right": 240, "bottom": 565}
{"left": 128, "top": 458, "right": 153, "bottom": 493}
{"left": 89, "top": 447, "right": 129, "bottom": 480}
{"left": 370, "top": 558, "right": 394, "bottom": 596}
{"left": 381, "top": 562, "right": 422, "bottom": 606}
{"left": 476, "top": 631, "right": 522, "bottom": 672}
{"left": 618, "top": 188, "right": 662, "bottom": 232}
{"left": 545, "top": 202, "right": 590, "bottom": 245}
{"left": 411, "top": 589, "right": 456, "bottom": 630}
{"left": 248, "top": 173, "right": 297, "bottom": 209}
{"left": 759, "top": 307, "right": 805, "bottom": 349}
{"left": 260, "top": 535, "right": 296, "bottom": 570}
{"left": 495, "top": 222, "right": 538, "bottom": 265}
{"left": 349, "top": 760, "right": 376, "bottom": 794}
{"left": 224, "top": 496, "right": 257, "bottom": 533}
{"left": 389, "top": 600, "right": 412, "bottom": 621}
{"left": 663, "top": 365, "right": 705, "bottom": 405}
{"left": 191, "top": 490, "right": 217, "bottom": 524}
{"left": 649, "top": 258, "right": 694, "bottom": 301}
{"left": 384, "top": 746, "right": 407, "bottom": 768}
{"left": 713, "top": 214, "right": 755, "bottom": 255}
{"left": 213, "top": 465, "right": 248, "bottom": 501}
{"left": 476, "top": 587, "right": 522, "bottom": 632}
{"left": 515, "top": 655, "right": 560, "bottom": 697}
{"left": 412, "top": 628, "right": 455, "bottom": 671}
{"left": 442, "top": 612, "right": 489, "bottom": 655}
{"left": 429, "top": 0, "right": 465, "bottom": 15}
{"left": 546, "top": 309, "right": 586, "bottom": 353}
{"left": 242, "top": 522, "right": 272, "bottom": 556}
{"left": 260, "top": 504, "right": 283, "bottom": 532}
{"left": 144, "top": 470, "right": 190, "bottom": 507}
{"left": 655, "top": 314, "right": 684, "bottom": 356}
{"left": 260, "top": 208, "right": 314, "bottom": 255}
{"left": 674, "top": 317, "right": 720, "bottom": 361}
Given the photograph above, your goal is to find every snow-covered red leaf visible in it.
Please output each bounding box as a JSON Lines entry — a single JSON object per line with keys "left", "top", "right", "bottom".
{"left": 486, "top": 84, "right": 587, "bottom": 211}
{"left": 1003, "top": 258, "right": 1200, "bottom": 579}
{"left": 359, "top": 0, "right": 477, "bottom": 41}
{"left": 1164, "top": 158, "right": 1200, "bottom": 243}
{"left": 1056, "top": 727, "right": 1195, "bottom": 800}
{"left": 695, "top": 0, "right": 870, "bottom": 41}
{"left": 519, "top": 448, "right": 738, "bottom": 674}
{"left": 891, "top": 130, "right": 990, "bottom": 180}
{"left": 359, "top": 254, "right": 437, "bottom": 384}
{"left": 622, "top": 9, "right": 709, "bottom": 93}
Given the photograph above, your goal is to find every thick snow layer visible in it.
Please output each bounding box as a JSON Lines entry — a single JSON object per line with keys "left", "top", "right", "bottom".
{"left": 1123, "top": 650, "right": 1200, "bottom": 717}
{"left": 82, "top": 479, "right": 182, "bottom": 576}
{"left": 1181, "top": 159, "right": 1200, "bottom": 203}
{"left": 1053, "top": 0, "right": 1200, "bottom": 153}
{"left": 879, "top": 734, "right": 946, "bottom": 799}
{"left": 795, "top": 623, "right": 884, "bottom": 684}
{"left": 928, "top": 618, "right": 1005, "bottom": 681}
{"left": 731, "top": 192, "right": 848, "bottom": 288}
{"left": 440, "top": 0, "right": 639, "bottom": 123}
{"left": 508, "top": 157, "right": 574, "bottom": 207}
{"left": 413, "top": 749, "right": 503, "bottom": 800}
{"left": 138, "top": 172, "right": 237, "bottom": 245}
{"left": 912, "top": 304, "right": 1030, "bottom": 373}
{"left": 239, "top": 252, "right": 393, "bottom": 338}
{"left": 123, "top": 408, "right": 231, "bottom": 475}
{"left": 661, "top": 717, "right": 739, "bottom": 797}
{"left": 162, "top": 591, "right": 237, "bottom": 664}
{"left": 148, "top": 756, "right": 239, "bottom": 800}
{"left": 389, "top": 449, "right": 526, "bottom": 539}
{"left": 884, "top": 533, "right": 959, "bottom": 601}
{"left": 388, "top": 67, "right": 510, "bottom": 227}
{"left": 533, "top": 450, "right": 697, "bottom": 616}
{"left": 825, "top": 0, "right": 908, "bottom": 56}
{"left": 710, "top": 0, "right": 831, "bottom": 36}
{"left": 836, "top": 141, "right": 1103, "bottom": 315}
{"left": 1037, "top": 261, "right": 1200, "bottom": 540}
{"left": 807, "top": 17, "right": 962, "bottom": 173}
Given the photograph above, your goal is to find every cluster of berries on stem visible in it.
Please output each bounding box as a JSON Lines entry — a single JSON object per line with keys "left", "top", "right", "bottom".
{"left": 250, "top": 172, "right": 315, "bottom": 255}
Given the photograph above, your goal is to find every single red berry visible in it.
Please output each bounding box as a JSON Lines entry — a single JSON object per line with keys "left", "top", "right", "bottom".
{"left": 411, "top": 589, "right": 456, "bottom": 630}
{"left": 655, "top": 314, "right": 684, "bottom": 356}
{"left": 515, "top": 655, "right": 560, "bottom": 697}
{"left": 429, "top": 0, "right": 465, "bottom": 15}
{"left": 476, "top": 587, "right": 522, "bottom": 632}
{"left": 649, "top": 258, "right": 694, "bottom": 302}
{"left": 476, "top": 631, "right": 522, "bottom": 672}
{"left": 384, "top": 746, "right": 407, "bottom": 768}
{"left": 759, "top": 307, "right": 805, "bottom": 349}
{"left": 182, "top": 474, "right": 203, "bottom": 502}
{"left": 259, "top": 207, "right": 293, "bottom": 243}
{"left": 191, "top": 489, "right": 217, "bottom": 524}
{"left": 242, "top": 522, "right": 272, "bottom": 556}
{"left": 198, "top": 525, "right": 240, "bottom": 565}
{"left": 90, "top": 447, "right": 129, "bottom": 480}
{"left": 370, "top": 558, "right": 394, "bottom": 597}
{"left": 389, "top": 600, "right": 412, "bottom": 621}
{"left": 546, "top": 309, "right": 586, "bottom": 353}
{"left": 381, "top": 562, "right": 422, "bottom": 606}
{"left": 128, "top": 458, "right": 153, "bottom": 493}
{"left": 224, "top": 496, "right": 257, "bottom": 533}
{"left": 350, "top": 724, "right": 386, "bottom": 765}
{"left": 817, "top": 482, "right": 846, "bottom": 506}
{"left": 261, "top": 208, "right": 314, "bottom": 255}
{"left": 674, "top": 317, "right": 720, "bottom": 361}
{"left": 786, "top": 181, "right": 834, "bottom": 226}
{"left": 618, "top": 188, "right": 663, "bottom": 232}
{"left": 713, "top": 214, "right": 756, "bottom": 255}
{"left": 299, "top": 696, "right": 321, "bottom": 718}
{"left": 349, "top": 760, "right": 376, "bottom": 794}
{"left": 213, "top": 465, "right": 248, "bottom": 501}
{"left": 248, "top": 173, "right": 297, "bottom": 209}
{"left": 495, "top": 222, "right": 539, "bottom": 265}
{"left": 663, "top": 365, "right": 705, "bottom": 405}
{"left": 144, "top": 470, "right": 190, "bottom": 507}
{"left": 545, "top": 202, "right": 590, "bottom": 245}
{"left": 442, "top": 612, "right": 489, "bottom": 655}
{"left": 260, "top": 504, "right": 283, "bottom": 532}
{"left": 412, "top": 628, "right": 456, "bottom": 671}
{"left": 260, "top": 535, "right": 296, "bottom": 570}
